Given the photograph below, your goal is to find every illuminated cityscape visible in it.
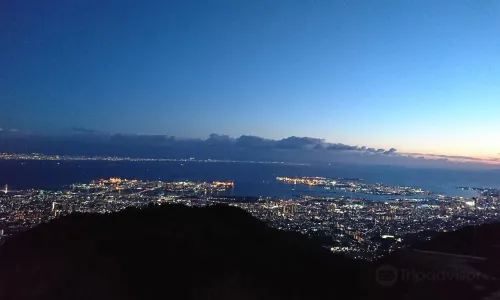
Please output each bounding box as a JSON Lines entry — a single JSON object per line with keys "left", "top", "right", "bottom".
{"left": 1, "top": 176, "right": 499, "bottom": 260}
{"left": 276, "top": 176, "right": 429, "bottom": 196}
{"left": 0, "top": 153, "right": 307, "bottom": 166}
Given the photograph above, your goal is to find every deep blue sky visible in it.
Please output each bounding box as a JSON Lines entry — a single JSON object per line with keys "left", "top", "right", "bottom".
{"left": 1, "top": 0, "right": 499, "bottom": 158}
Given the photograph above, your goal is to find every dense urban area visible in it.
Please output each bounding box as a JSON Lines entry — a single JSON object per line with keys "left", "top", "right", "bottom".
{"left": 1, "top": 174, "right": 499, "bottom": 261}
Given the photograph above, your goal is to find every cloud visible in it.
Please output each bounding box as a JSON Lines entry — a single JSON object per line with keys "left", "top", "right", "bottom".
{"left": 95, "top": 134, "right": 499, "bottom": 167}
{"left": 276, "top": 136, "right": 324, "bottom": 149}
{"left": 326, "top": 143, "right": 359, "bottom": 151}
{"left": 1, "top": 131, "right": 497, "bottom": 168}
{"left": 110, "top": 134, "right": 170, "bottom": 143}
{"left": 236, "top": 135, "right": 274, "bottom": 148}
{"left": 0, "top": 128, "right": 25, "bottom": 137}
{"left": 404, "top": 152, "right": 500, "bottom": 165}
{"left": 206, "top": 134, "right": 232, "bottom": 146}
{"left": 384, "top": 148, "right": 397, "bottom": 155}
{"left": 1, "top": 131, "right": 397, "bottom": 158}
{"left": 228, "top": 135, "right": 387, "bottom": 154}
{"left": 208, "top": 133, "right": 232, "bottom": 141}
{"left": 72, "top": 127, "right": 99, "bottom": 134}
{"left": 406, "top": 153, "right": 482, "bottom": 161}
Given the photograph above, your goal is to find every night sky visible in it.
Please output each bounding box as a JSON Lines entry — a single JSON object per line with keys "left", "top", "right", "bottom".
{"left": 1, "top": 0, "right": 499, "bottom": 161}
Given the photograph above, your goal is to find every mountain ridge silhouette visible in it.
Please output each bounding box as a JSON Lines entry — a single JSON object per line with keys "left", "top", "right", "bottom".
{"left": 0, "top": 204, "right": 498, "bottom": 300}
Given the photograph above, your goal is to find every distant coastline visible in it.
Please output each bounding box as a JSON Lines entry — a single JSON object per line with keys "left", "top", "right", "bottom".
{"left": 0, "top": 152, "right": 309, "bottom": 166}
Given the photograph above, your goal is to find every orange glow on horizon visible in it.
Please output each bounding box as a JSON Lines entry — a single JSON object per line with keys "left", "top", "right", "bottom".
{"left": 404, "top": 152, "right": 500, "bottom": 166}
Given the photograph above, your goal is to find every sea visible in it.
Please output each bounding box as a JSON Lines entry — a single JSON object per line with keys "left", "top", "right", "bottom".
{"left": 1, "top": 160, "right": 499, "bottom": 200}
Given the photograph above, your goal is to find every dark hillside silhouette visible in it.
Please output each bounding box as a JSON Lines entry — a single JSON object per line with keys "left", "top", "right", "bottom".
{"left": 0, "top": 204, "right": 364, "bottom": 300}
{"left": 0, "top": 204, "right": 499, "bottom": 300}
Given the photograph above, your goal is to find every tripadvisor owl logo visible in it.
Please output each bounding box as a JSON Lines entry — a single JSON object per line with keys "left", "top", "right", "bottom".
{"left": 375, "top": 264, "right": 483, "bottom": 287}
{"left": 375, "top": 264, "right": 398, "bottom": 287}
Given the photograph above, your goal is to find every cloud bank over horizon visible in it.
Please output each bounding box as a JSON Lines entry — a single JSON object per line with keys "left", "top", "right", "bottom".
{"left": 0, "top": 129, "right": 498, "bottom": 169}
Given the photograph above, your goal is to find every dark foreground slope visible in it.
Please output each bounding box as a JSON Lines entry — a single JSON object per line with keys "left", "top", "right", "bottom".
{"left": 374, "top": 222, "right": 500, "bottom": 300}
{"left": 0, "top": 204, "right": 365, "bottom": 300}
{"left": 0, "top": 204, "right": 499, "bottom": 300}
